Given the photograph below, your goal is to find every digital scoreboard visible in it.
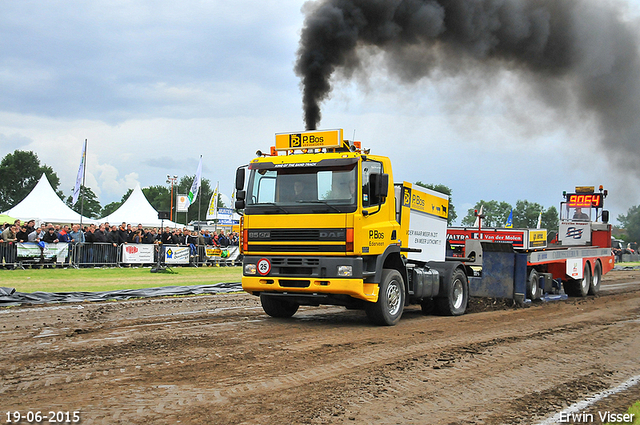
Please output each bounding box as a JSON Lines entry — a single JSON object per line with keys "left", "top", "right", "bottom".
{"left": 565, "top": 193, "right": 604, "bottom": 208}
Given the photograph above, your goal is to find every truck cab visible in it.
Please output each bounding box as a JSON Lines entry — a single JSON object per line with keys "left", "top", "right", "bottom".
{"left": 235, "top": 129, "right": 467, "bottom": 325}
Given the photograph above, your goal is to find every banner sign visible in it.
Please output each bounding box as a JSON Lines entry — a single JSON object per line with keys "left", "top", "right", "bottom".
{"left": 164, "top": 246, "right": 190, "bottom": 264}
{"left": 205, "top": 246, "right": 240, "bottom": 261}
{"left": 121, "top": 244, "right": 155, "bottom": 263}
{"left": 176, "top": 194, "right": 189, "bottom": 212}
{"left": 16, "top": 242, "right": 69, "bottom": 262}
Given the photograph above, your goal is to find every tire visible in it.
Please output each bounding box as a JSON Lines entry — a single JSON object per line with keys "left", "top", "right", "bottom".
{"left": 589, "top": 262, "right": 602, "bottom": 295}
{"left": 435, "top": 268, "right": 469, "bottom": 316}
{"left": 566, "top": 263, "right": 591, "bottom": 297}
{"left": 366, "top": 269, "right": 405, "bottom": 326}
{"left": 260, "top": 294, "right": 299, "bottom": 318}
{"left": 527, "top": 269, "right": 542, "bottom": 301}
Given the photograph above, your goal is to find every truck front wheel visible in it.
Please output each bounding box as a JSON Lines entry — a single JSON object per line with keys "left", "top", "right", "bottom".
{"left": 260, "top": 294, "right": 299, "bottom": 318}
{"left": 366, "top": 269, "right": 405, "bottom": 326}
{"left": 435, "top": 268, "right": 468, "bottom": 316}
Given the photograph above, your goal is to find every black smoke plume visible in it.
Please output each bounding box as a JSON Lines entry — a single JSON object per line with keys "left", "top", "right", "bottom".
{"left": 295, "top": 0, "right": 640, "bottom": 169}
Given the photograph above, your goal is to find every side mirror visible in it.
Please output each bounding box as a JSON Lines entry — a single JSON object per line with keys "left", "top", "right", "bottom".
{"left": 602, "top": 210, "right": 609, "bottom": 223}
{"left": 235, "top": 167, "right": 245, "bottom": 191}
{"left": 370, "top": 173, "right": 389, "bottom": 200}
{"left": 235, "top": 190, "right": 246, "bottom": 210}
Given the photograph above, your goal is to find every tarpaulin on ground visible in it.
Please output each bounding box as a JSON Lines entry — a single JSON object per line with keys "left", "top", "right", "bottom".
{"left": 0, "top": 282, "right": 242, "bottom": 306}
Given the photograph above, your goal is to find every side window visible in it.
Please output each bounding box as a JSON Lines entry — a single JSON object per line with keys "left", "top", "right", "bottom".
{"left": 362, "top": 161, "right": 382, "bottom": 208}
{"left": 249, "top": 170, "right": 276, "bottom": 204}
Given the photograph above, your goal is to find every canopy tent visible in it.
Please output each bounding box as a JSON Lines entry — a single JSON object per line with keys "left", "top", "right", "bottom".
{"left": 100, "top": 184, "right": 181, "bottom": 228}
{"left": 2, "top": 174, "right": 97, "bottom": 225}
{"left": 0, "top": 214, "right": 17, "bottom": 225}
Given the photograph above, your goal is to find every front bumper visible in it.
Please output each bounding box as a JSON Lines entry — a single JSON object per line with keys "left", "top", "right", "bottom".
{"left": 242, "top": 276, "right": 379, "bottom": 303}
{"left": 241, "top": 255, "right": 378, "bottom": 302}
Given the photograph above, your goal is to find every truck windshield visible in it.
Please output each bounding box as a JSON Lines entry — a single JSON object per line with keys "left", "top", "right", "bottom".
{"left": 245, "top": 163, "right": 357, "bottom": 214}
{"left": 561, "top": 202, "right": 592, "bottom": 221}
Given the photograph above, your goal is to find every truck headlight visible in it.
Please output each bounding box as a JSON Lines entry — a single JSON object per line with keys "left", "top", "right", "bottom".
{"left": 338, "top": 265, "right": 353, "bottom": 277}
{"left": 245, "top": 264, "right": 257, "bottom": 275}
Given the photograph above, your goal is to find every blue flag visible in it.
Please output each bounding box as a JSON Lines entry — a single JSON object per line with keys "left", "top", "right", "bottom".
{"left": 505, "top": 209, "right": 513, "bottom": 228}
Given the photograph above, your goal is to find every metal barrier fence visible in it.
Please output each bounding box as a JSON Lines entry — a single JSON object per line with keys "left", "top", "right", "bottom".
{"left": 72, "top": 243, "right": 120, "bottom": 267}
{"left": 0, "top": 242, "right": 241, "bottom": 269}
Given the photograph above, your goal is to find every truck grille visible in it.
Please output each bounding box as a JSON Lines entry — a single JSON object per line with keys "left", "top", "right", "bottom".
{"left": 247, "top": 228, "right": 347, "bottom": 254}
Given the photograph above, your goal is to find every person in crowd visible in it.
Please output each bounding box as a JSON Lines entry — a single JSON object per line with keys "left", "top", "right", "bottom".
{"left": 93, "top": 224, "right": 108, "bottom": 243}
{"left": 84, "top": 224, "right": 96, "bottom": 243}
{"left": 143, "top": 228, "right": 157, "bottom": 244}
{"left": 16, "top": 225, "right": 29, "bottom": 243}
{"left": 117, "top": 223, "right": 129, "bottom": 245}
{"left": 1, "top": 224, "right": 17, "bottom": 268}
{"left": 107, "top": 225, "right": 119, "bottom": 246}
{"left": 125, "top": 224, "right": 134, "bottom": 242}
{"left": 2, "top": 224, "right": 17, "bottom": 242}
{"left": 69, "top": 224, "right": 85, "bottom": 244}
{"left": 160, "top": 228, "right": 173, "bottom": 245}
{"left": 27, "top": 227, "right": 40, "bottom": 242}
{"left": 218, "top": 230, "right": 229, "bottom": 247}
{"left": 37, "top": 223, "right": 47, "bottom": 239}
{"left": 57, "top": 225, "right": 71, "bottom": 243}
{"left": 25, "top": 219, "right": 36, "bottom": 234}
{"left": 42, "top": 227, "right": 59, "bottom": 243}
{"left": 202, "top": 229, "right": 212, "bottom": 245}
{"left": 132, "top": 230, "right": 143, "bottom": 244}
{"left": 171, "top": 229, "right": 180, "bottom": 245}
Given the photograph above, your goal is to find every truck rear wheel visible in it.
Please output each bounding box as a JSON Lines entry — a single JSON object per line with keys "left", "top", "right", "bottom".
{"left": 366, "top": 269, "right": 405, "bottom": 326}
{"left": 566, "top": 264, "right": 591, "bottom": 297}
{"left": 260, "top": 294, "right": 299, "bottom": 318}
{"left": 527, "top": 269, "right": 542, "bottom": 301}
{"left": 435, "top": 268, "right": 468, "bottom": 316}
{"left": 589, "top": 262, "right": 602, "bottom": 295}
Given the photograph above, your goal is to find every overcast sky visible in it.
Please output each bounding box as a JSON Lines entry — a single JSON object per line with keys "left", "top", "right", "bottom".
{"left": 2, "top": 0, "right": 640, "bottom": 224}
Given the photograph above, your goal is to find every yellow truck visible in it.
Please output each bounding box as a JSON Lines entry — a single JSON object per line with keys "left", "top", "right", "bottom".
{"left": 234, "top": 129, "right": 473, "bottom": 325}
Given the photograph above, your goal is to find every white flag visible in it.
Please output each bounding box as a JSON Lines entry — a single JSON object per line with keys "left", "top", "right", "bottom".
{"left": 187, "top": 156, "right": 202, "bottom": 206}
{"left": 536, "top": 211, "right": 542, "bottom": 229}
{"left": 72, "top": 139, "right": 87, "bottom": 205}
{"left": 473, "top": 205, "right": 483, "bottom": 228}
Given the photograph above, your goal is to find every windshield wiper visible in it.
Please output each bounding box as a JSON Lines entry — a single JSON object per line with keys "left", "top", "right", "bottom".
{"left": 254, "top": 203, "right": 290, "bottom": 214}
{"left": 299, "top": 200, "right": 343, "bottom": 213}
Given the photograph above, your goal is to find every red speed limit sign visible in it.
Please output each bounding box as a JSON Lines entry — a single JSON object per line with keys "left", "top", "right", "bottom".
{"left": 257, "top": 258, "right": 271, "bottom": 275}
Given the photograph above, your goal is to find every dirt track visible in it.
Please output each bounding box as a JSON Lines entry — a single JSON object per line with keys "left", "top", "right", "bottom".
{"left": 2, "top": 269, "right": 640, "bottom": 425}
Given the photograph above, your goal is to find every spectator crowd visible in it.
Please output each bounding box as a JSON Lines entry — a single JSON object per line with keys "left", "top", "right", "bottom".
{"left": 1, "top": 218, "right": 239, "bottom": 268}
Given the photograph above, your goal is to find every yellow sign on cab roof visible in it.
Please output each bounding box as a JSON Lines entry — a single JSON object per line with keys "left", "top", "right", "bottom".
{"left": 275, "top": 129, "right": 343, "bottom": 151}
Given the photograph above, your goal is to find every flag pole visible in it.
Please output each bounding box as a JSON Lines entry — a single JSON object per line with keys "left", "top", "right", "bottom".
{"left": 79, "top": 139, "right": 87, "bottom": 228}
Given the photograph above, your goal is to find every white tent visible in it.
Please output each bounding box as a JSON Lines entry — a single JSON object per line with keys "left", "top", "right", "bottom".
{"left": 2, "top": 174, "right": 97, "bottom": 225}
{"left": 101, "top": 184, "right": 181, "bottom": 228}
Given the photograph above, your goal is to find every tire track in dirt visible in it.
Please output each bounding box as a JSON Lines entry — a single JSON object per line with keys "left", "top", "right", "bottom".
{"left": 1, "top": 276, "right": 639, "bottom": 424}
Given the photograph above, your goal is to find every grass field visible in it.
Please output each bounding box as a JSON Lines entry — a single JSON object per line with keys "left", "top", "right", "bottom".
{"left": 0, "top": 266, "right": 243, "bottom": 293}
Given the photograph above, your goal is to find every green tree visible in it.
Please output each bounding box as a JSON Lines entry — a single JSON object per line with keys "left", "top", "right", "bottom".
{"left": 101, "top": 201, "right": 121, "bottom": 218}
{"left": 0, "top": 150, "right": 61, "bottom": 211}
{"left": 512, "top": 200, "right": 559, "bottom": 231}
{"left": 618, "top": 206, "right": 640, "bottom": 243}
{"left": 461, "top": 200, "right": 512, "bottom": 227}
{"left": 415, "top": 181, "right": 457, "bottom": 225}
{"left": 142, "top": 185, "right": 170, "bottom": 212}
{"left": 461, "top": 199, "right": 559, "bottom": 230}
{"left": 541, "top": 206, "right": 559, "bottom": 232}
{"left": 100, "top": 189, "right": 133, "bottom": 218}
{"left": 66, "top": 186, "right": 102, "bottom": 218}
